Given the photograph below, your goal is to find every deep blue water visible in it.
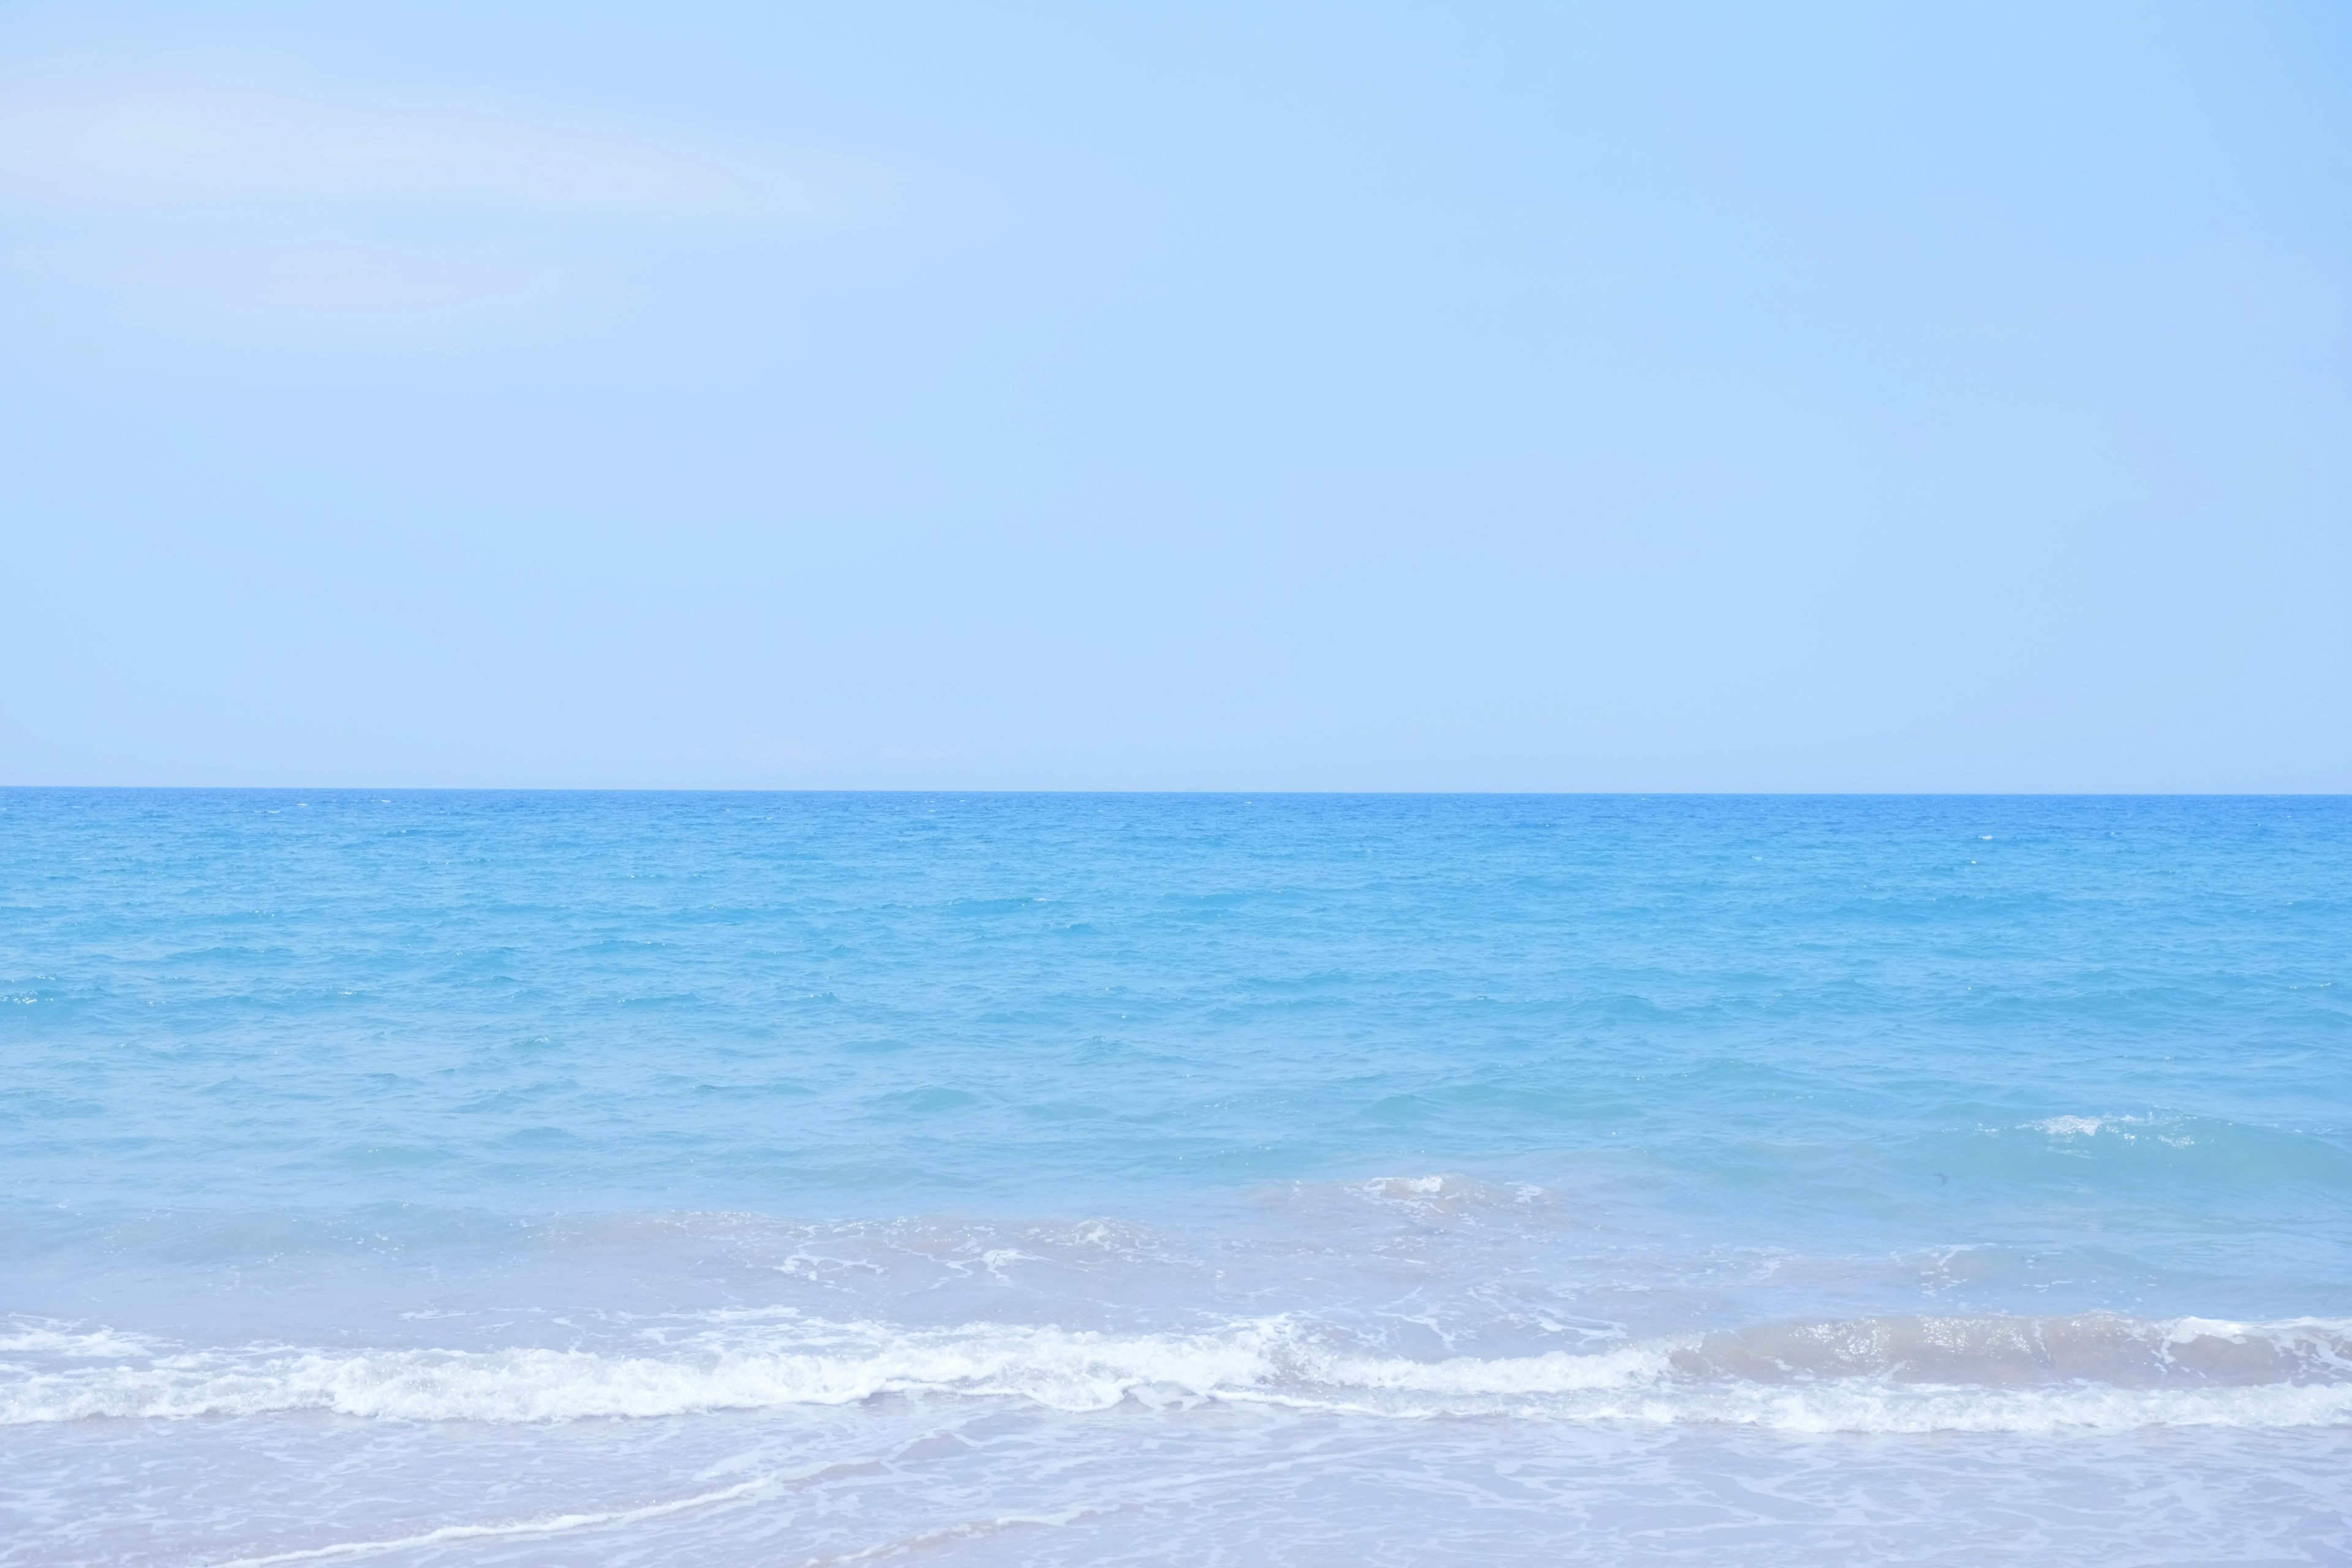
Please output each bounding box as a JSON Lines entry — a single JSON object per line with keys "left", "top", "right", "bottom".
{"left": 3, "top": 791, "right": 2348, "bottom": 1564}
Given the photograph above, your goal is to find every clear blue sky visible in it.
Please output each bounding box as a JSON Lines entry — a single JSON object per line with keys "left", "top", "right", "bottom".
{"left": 3, "top": 1, "right": 2346, "bottom": 790}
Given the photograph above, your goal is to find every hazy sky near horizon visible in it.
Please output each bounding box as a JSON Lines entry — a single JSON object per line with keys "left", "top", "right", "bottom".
{"left": 3, "top": 1, "right": 2347, "bottom": 790}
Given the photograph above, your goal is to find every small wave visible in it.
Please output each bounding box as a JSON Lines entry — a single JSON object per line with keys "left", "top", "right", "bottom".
{"left": 2019, "top": 1113, "right": 2206, "bottom": 1147}
{"left": 2016, "top": 1114, "right": 2215, "bottom": 1152}
{"left": 0, "top": 1315, "right": 164, "bottom": 1358}
{"left": 1254, "top": 1172, "right": 1558, "bottom": 1226}
{"left": 7, "top": 1313, "right": 2349, "bottom": 1434}
{"left": 1350, "top": 1173, "right": 1547, "bottom": 1214}
{"left": 1674, "top": 1313, "right": 2352, "bottom": 1387}
{"left": 0, "top": 1322, "right": 1287, "bottom": 1423}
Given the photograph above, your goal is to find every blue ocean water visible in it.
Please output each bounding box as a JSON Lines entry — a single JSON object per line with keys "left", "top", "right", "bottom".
{"left": 2, "top": 790, "right": 2348, "bottom": 1564}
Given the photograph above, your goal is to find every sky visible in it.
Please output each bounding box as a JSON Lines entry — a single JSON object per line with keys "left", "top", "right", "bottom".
{"left": 2, "top": 1, "right": 2346, "bottom": 791}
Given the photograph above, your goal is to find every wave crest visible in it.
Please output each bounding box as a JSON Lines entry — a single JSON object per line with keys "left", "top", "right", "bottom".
{"left": 6, "top": 1312, "right": 2349, "bottom": 1433}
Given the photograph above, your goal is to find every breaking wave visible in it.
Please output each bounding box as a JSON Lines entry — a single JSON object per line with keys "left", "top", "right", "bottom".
{"left": 6, "top": 1311, "right": 2350, "bottom": 1434}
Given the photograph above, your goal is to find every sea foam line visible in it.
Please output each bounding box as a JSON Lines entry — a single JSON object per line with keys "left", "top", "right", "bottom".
{"left": 202, "top": 1466, "right": 817, "bottom": 1568}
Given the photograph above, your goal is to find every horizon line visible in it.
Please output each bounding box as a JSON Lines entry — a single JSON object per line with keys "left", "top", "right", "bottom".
{"left": 4, "top": 785, "right": 2347, "bottom": 800}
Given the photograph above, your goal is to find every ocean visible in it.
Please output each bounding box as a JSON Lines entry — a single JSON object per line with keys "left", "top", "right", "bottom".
{"left": 2, "top": 790, "right": 2347, "bottom": 1564}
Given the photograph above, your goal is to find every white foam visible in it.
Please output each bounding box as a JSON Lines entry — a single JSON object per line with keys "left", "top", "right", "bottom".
{"left": 0, "top": 1322, "right": 1289, "bottom": 1423}
{"left": 0, "top": 1316, "right": 162, "bottom": 1358}
{"left": 9, "top": 1313, "right": 2350, "bottom": 1434}
{"left": 2024, "top": 1114, "right": 2187, "bottom": 1142}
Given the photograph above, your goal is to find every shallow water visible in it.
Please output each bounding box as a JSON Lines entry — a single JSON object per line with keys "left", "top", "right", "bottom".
{"left": 3, "top": 791, "right": 2347, "bottom": 1563}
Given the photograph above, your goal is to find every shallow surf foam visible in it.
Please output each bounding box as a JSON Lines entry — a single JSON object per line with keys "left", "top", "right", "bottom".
{"left": 7, "top": 1311, "right": 2349, "bottom": 1433}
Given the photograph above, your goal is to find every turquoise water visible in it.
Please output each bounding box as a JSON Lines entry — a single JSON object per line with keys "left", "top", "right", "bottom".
{"left": 4, "top": 791, "right": 2349, "bottom": 1563}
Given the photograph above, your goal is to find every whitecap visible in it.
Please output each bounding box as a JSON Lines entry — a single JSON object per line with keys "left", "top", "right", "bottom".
{"left": 10, "top": 1311, "right": 2351, "bottom": 1434}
